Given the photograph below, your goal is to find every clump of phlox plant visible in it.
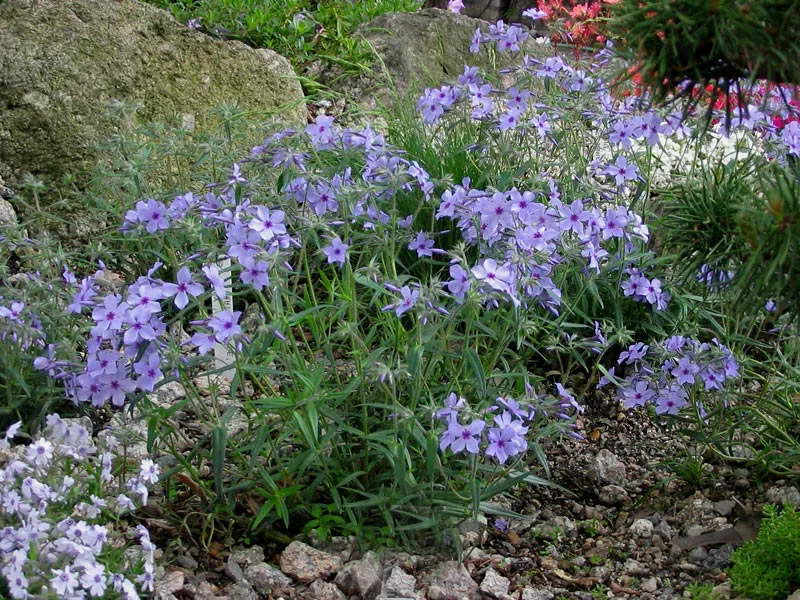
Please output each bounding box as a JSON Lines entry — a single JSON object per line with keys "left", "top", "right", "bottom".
{"left": 0, "top": 415, "right": 158, "bottom": 599}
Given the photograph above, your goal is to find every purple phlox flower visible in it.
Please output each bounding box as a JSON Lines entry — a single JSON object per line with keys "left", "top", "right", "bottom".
{"left": 604, "top": 156, "right": 640, "bottom": 186}
{"left": 441, "top": 418, "right": 485, "bottom": 454}
{"left": 68, "top": 276, "right": 97, "bottom": 313}
{"left": 655, "top": 385, "right": 688, "bottom": 415}
{"left": 169, "top": 192, "right": 198, "bottom": 219}
{"left": 663, "top": 335, "right": 688, "bottom": 353}
{"left": 435, "top": 392, "right": 466, "bottom": 422}
{"left": 628, "top": 211, "right": 650, "bottom": 242}
{"left": 447, "top": 0, "right": 465, "bottom": 13}
{"left": 249, "top": 207, "right": 287, "bottom": 241}
{"left": 51, "top": 565, "right": 79, "bottom": 597}
{"left": 478, "top": 192, "right": 515, "bottom": 231}
{"left": 494, "top": 396, "right": 529, "bottom": 420}
{"left": 765, "top": 299, "right": 777, "bottom": 312}
{"left": 323, "top": 236, "right": 350, "bottom": 267}
{"left": 495, "top": 23, "right": 528, "bottom": 53}
{"left": 632, "top": 111, "right": 666, "bottom": 146}
{"left": 162, "top": 267, "right": 204, "bottom": 309}
{"left": 536, "top": 56, "right": 565, "bottom": 78}
{"left": 472, "top": 258, "right": 514, "bottom": 293}
{"left": 568, "top": 69, "right": 593, "bottom": 92}
{"left": 384, "top": 286, "right": 419, "bottom": 317}
{"left": 581, "top": 239, "right": 609, "bottom": 273}
{"left": 618, "top": 342, "right": 649, "bottom": 365}
{"left": 418, "top": 86, "right": 459, "bottom": 124}
{"left": 307, "top": 181, "right": 339, "bottom": 216}
{"left": 408, "top": 231, "right": 437, "bottom": 257}
{"left": 458, "top": 65, "right": 482, "bottom": 86}
{"left": 608, "top": 119, "right": 636, "bottom": 148}
{"left": 208, "top": 310, "right": 242, "bottom": 343}
{"left": 522, "top": 7, "right": 547, "bottom": 19}
{"left": 530, "top": 112, "right": 551, "bottom": 136}
{"left": 0, "top": 301, "right": 24, "bottom": 321}
{"left": 189, "top": 332, "right": 216, "bottom": 355}
{"left": 186, "top": 17, "right": 202, "bottom": 30}
{"left": 506, "top": 87, "right": 531, "bottom": 113}
{"left": 126, "top": 283, "right": 163, "bottom": 314}
{"left": 597, "top": 365, "right": 618, "bottom": 388}
{"left": 202, "top": 264, "right": 228, "bottom": 300}
{"left": 135, "top": 199, "right": 170, "bottom": 233}
{"left": 446, "top": 264, "right": 471, "bottom": 300}
{"left": 238, "top": 256, "right": 270, "bottom": 291}
{"left": 103, "top": 369, "right": 137, "bottom": 407}
{"left": 556, "top": 383, "right": 584, "bottom": 414}
{"left": 470, "top": 28, "right": 482, "bottom": 53}
{"left": 226, "top": 223, "right": 263, "bottom": 263}
{"left": 486, "top": 423, "right": 524, "bottom": 464}
{"left": 557, "top": 199, "right": 592, "bottom": 235}
{"left": 91, "top": 294, "right": 126, "bottom": 334}
{"left": 122, "top": 306, "right": 159, "bottom": 346}
{"left": 306, "top": 115, "right": 338, "bottom": 149}
{"left": 700, "top": 367, "right": 725, "bottom": 391}
{"left": 671, "top": 356, "right": 700, "bottom": 385}
{"left": 139, "top": 459, "right": 160, "bottom": 485}
{"left": 622, "top": 380, "right": 655, "bottom": 408}
{"left": 515, "top": 224, "right": 559, "bottom": 252}
{"left": 621, "top": 273, "right": 648, "bottom": 298}
{"left": 133, "top": 351, "right": 164, "bottom": 392}
{"left": 497, "top": 109, "right": 522, "bottom": 131}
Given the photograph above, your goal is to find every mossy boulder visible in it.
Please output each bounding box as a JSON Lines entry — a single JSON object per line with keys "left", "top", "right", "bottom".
{"left": 0, "top": 0, "right": 305, "bottom": 199}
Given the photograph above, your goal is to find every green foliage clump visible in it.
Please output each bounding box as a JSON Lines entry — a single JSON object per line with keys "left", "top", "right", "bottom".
{"left": 609, "top": 0, "right": 800, "bottom": 111}
{"left": 144, "top": 0, "right": 422, "bottom": 79}
{"left": 729, "top": 504, "right": 800, "bottom": 600}
{"left": 656, "top": 159, "right": 800, "bottom": 325}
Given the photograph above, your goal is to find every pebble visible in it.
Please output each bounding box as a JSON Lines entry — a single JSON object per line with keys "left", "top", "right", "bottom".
{"left": 713, "top": 500, "right": 736, "bottom": 517}
{"left": 688, "top": 547, "right": 709, "bottom": 564}
{"left": 629, "top": 518, "right": 654, "bottom": 538}
{"left": 598, "top": 484, "right": 629, "bottom": 505}
{"left": 521, "top": 590, "right": 555, "bottom": 600}
{"left": 479, "top": 568, "right": 510, "bottom": 598}
{"left": 641, "top": 577, "right": 659, "bottom": 592}
{"left": 589, "top": 449, "right": 627, "bottom": 485}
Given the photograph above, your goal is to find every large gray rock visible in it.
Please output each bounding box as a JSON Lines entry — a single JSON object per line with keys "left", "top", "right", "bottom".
{"left": 0, "top": 0, "right": 305, "bottom": 195}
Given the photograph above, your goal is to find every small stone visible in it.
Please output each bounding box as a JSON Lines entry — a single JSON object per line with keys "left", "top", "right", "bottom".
{"left": 334, "top": 553, "right": 381, "bottom": 600}
{"left": 174, "top": 554, "right": 199, "bottom": 570}
{"left": 155, "top": 570, "right": 185, "bottom": 597}
{"left": 713, "top": 500, "right": 736, "bottom": 517}
{"left": 686, "top": 524, "right": 706, "bottom": 537}
{"left": 589, "top": 449, "right": 627, "bottom": 485}
{"left": 711, "top": 582, "right": 732, "bottom": 598}
{"left": 280, "top": 541, "right": 343, "bottom": 583}
{"left": 426, "top": 561, "right": 478, "bottom": 600}
{"left": 521, "top": 589, "right": 555, "bottom": 600}
{"left": 307, "top": 580, "right": 346, "bottom": 600}
{"left": 154, "top": 381, "right": 186, "bottom": 407}
{"left": 785, "top": 590, "right": 800, "bottom": 600}
{"left": 226, "top": 582, "right": 257, "bottom": 600}
{"left": 382, "top": 567, "right": 417, "bottom": 597}
{"left": 622, "top": 559, "right": 646, "bottom": 575}
{"left": 243, "top": 563, "right": 293, "bottom": 596}
{"left": 629, "top": 518, "right": 654, "bottom": 538}
{"left": 230, "top": 546, "right": 265, "bottom": 567}
{"left": 479, "top": 568, "right": 510, "bottom": 598}
{"left": 641, "top": 577, "right": 658, "bottom": 593}
{"left": 766, "top": 485, "right": 800, "bottom": 507}
{"left": 0, "top": 198, "right": 17, "bottom": 227}
{"left": 226, "top": 555, "right": 246, "bottom": 583}
{"left": 598, "top": 484, "right": 629, "bottom": 506}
